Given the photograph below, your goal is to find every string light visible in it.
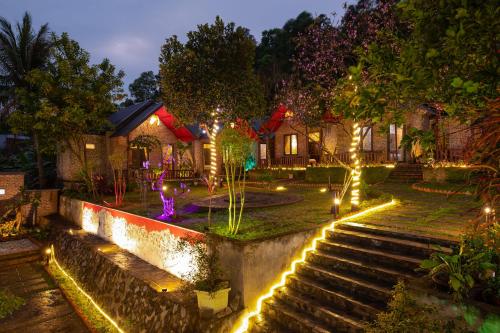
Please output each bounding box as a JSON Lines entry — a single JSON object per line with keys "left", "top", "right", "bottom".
{"left": 49, "top": 245, "right": 126, "bottom": 333}
{"left": 232, "top": 200, "right": 397, "bottom": 333}
{"left": 275, "top": 186, "right": 286, "bottom": 191}
{"left": 350, "top": 122, "right": 362, "bottom": 208}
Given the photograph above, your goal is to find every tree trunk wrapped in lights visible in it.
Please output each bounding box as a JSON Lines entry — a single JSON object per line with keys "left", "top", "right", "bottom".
{"left": 219, "top": 126, "right": 254, "bottom": 235}
{"left": 350, "top": 122, "right": 362, "bottom": 210}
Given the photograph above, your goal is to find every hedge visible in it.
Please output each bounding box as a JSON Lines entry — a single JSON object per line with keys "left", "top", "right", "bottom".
{"left": 248, "top": 169, "right": 306, "bottom": 181}
{"left": 305, "top": 166, "right": 391, "bottom": 184}
{"left": 422, "top": 167, "right": 472, "bottom": 183}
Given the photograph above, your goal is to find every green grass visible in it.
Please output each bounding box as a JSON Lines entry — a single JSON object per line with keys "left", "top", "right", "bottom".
{"left": 102, "top": 185, "right": 391, "bottom": 241}
{"left": 47, "top": 263, "right": 125, "bottom": 333}
{"left": 417, "top": 182, "right": 475, "bottom": 194}
{"left": 0, "top": 289, "right": 25, "bottom": 319}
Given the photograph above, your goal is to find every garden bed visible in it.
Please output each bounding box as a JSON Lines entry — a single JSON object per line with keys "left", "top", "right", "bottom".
{"left": 412, "top": 182, "right": 474, "bottom": 195}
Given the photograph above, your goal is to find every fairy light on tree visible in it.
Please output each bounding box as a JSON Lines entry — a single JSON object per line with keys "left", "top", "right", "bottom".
{"left": 350, "top": 122, "right": 361, "bottom": 210}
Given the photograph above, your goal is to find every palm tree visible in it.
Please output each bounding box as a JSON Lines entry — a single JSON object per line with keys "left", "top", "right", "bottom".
{"left": 0, "top": 12, "right": 51, "bottom": 187}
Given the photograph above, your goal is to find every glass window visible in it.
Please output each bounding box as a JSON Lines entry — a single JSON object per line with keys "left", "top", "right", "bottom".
{"left": 284, "top": 134, "right": 298, "bottom": 155}
{"left": 308, "top": 132, "right": 320, "bottom": 143}
{"left": 361, "top": 127, "right": 372, "bottom": 151}
{"left": 203, "top": 143, "right": 211, "bottom": 167}
{"left": 259, "top": 143, "right": 267, "bottom": 160}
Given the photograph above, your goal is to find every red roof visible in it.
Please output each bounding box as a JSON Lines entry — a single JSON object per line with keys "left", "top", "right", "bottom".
{"left": 154, "top": 106, "right": 196, "bottom": 142}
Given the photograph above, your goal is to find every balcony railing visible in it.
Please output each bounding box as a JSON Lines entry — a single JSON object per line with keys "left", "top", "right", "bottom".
{"left": 435, "top": 149, "right": 465, "bottom": 162}
{"left": 322, "top": 151, "right": 384, "bottom": 165}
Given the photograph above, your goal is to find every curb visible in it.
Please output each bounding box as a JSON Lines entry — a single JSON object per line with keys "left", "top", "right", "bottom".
{"left": 411, "top": 183, "right": 472, "bottom": 196}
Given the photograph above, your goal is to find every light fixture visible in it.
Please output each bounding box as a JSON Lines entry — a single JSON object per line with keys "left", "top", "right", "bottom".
{"left": 484, "top": 207, "right": 491, "bottom": 214}
{"left": 232, "top": 200, "right": 397, "bottom": 333}
{"left": 319, "top": 188, "right": 327, "bottom": 193}
{"left": 162, "top": 185, "right": 167, "bottom": 191}
{"left": 85, "top": 143, "right": 95, "bottom": 150}
{"left": 276, "top": 186, "right": 286, "bottom": 191}
{"left": 45, "top": 248, "right": 52, "bottom": 255}
{"left": 149, "top": 114, "right": 160, "bottom": 126}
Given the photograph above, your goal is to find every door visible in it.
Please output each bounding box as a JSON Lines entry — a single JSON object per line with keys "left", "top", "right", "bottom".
{"left": 388, "top": 124, "right": 404, "bottom": 161}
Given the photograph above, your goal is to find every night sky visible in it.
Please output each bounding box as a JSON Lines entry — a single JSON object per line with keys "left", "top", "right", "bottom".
{"left": 2, "top": 1, "right": 350, "bottom": 94}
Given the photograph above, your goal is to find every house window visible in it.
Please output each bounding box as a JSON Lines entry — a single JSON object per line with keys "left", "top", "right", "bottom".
{"left": 0, "top": 188, "right": 5, "bottom": 196}
{"left": 259, "top": 143, "right": 267, "bottom": 160}
{"left": 284, "top": 134, "right": 298, "bottom": 155}
{"left": 361, "top": 127, "right": 373, "bottom": 151}
{"left": 85, "top": 143, "right": 95, "bottom": 150}
{"left": 203, "top": 143, "right": 211, "bottom": 168}
{"left": 308, "top": 132, "right": 320, "bottom": 143}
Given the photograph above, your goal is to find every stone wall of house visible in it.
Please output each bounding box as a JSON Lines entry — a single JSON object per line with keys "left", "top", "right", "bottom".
{"left": 57, "top": 134, "right": 107, "bottom": 183}
{"left": 129, "top": 118, "right": 178, "bottom": 167}
{"left": 0, "top": 172, "right": 24, "bottom": 200}
{"left": 444, "top": 119, "right": 470, "bottom": 151}
{"left": 273, "top": 120, "right": 308, "bottom": 159}
{"left": 52, "top": 230, "right": 199, "bottom": 333}
{"left": 192, "top": 139, "right": 204, "bottom": 176}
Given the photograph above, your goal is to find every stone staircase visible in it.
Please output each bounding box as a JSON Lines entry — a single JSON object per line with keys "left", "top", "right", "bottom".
{"left": 386, "top": 163, "right": 423, "bottom": 183}
{"left": 247, "top": 222, "right": 454, "bottom": 333}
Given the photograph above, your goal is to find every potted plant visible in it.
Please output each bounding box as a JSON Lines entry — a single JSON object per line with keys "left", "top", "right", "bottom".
{"left": 179, "top": 237, "right": 230, "bottom": 314}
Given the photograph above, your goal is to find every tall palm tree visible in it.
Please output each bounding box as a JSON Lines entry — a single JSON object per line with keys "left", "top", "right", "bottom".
{"left": 0, "top": 12, "right": 51, "bottom": 187}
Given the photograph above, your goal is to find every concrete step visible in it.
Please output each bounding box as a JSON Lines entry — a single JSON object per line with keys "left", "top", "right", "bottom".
{"left": 316, "top": 239, "right": 421, "bottom": 274}
{"left": 326, "top": 229, "right": 443, "bottom": 260}
{"left": 262, "top": 298, "right": 332, "bottom": 333}
{"left": 287, "top": 274, "right": 380, "bottom": 322}
{"left": 247, "top": 314, "right": 282, "bottom": 333}
{"left": 0, "top": 250, "right": 41, "bottom": 270}
{"left": 296, "top": 262, "right": 392, "bottom": 305}
{"left": 275, "top": 287, "right": 364, "bottom": 333}
{"left": 306, "top": 250, "right": 416, "bottom": 287}
{"left": 337, "top": 222, "right": 457, "bottom": 248}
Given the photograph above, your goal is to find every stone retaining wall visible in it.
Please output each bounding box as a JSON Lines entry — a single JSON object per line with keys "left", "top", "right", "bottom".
{"left": 53, "top": 230, "right": 199, "bottom": 333}
{"left": 59, "top": 197, "right": 203, "bottom": 279}
{"left": 59, "top": 196, "right": 322, "bottom": 309}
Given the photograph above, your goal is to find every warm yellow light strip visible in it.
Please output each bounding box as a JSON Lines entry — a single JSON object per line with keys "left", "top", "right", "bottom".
{"left": 350, "top": 122, "right": 362, "bottom": 207}
{"left": 232, "top": 199, "right": 397, "bottom": 333}
{"left": 49, "top": 245, "right": 126, "bottom": 333}
{"left": 210, "top": 118, "right": 219, "bottom": 181}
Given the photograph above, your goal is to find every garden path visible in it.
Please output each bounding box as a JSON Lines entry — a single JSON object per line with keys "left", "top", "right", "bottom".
{"left": 0, "top": 239, "right": 89, "bottom": 333}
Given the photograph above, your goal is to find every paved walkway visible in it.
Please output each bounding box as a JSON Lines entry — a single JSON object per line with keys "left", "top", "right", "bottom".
{"left": 348, "top": 184, "right": 483, "bottom": 240}
{"left": 0, "top": 240, "right": 89, "bottom": 333}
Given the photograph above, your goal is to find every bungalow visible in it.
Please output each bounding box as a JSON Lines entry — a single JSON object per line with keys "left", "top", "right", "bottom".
{"left": 57, "top": 100, "right": 471, "bottom": 185}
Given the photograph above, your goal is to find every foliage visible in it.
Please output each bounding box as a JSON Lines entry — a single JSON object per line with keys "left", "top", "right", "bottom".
{"left": 108, "top": 152, "right": 127, "bottom": 207}
{"left": 0, "top": 187, "right": 40, "bottom": 236}
{"left": 129, "top": 134, "right": 161, "bottom": 161}
{"left": 305, "top": 166, "right": 391, "bottom": 184}
{"left": 400, "top": 128, "right": 436, "bottom": 161}
{"left": 159, "top": 16, "right": 265, "bottom": 125}
{"left": 337, "top": 0, "right": 498, "bottom": 125}
{"left": 219, "top": 126, "right": 254, "bottom": 235}
{"left": 288, "top": 0, "right": 399, "bottom": 125}
{"left": 0, "top": 289, "right": 25, "bottom": 319}
{"left": 255, "top": 11, "right": 314, "bottom": 103}
{"left": 366, "top": 281, "right": 470, "bottom": 333}
{"left": 10, "top": 32, "right": 124, "bottom": 187}
{"left": 0, "top": 11, "right": 51, "bottom": 117}
{"left": 0, "top": 12, "right": 52, "bottom": 187}
{"left": 177, "top": 237, "right": 227, "bottom": 294}
{"left": 420, "top": 219, "right": 499, "bottom": 302}
{"left": 128, "top": 70, "right": 159, "bottom": 102}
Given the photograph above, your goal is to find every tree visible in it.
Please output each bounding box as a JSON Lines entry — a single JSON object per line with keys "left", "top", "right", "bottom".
{"left": 0, "top": 12, "right": 51, "bottom": 187}
{"left": 129, "top": 70, "right": 159, "bottom": 102}
{"left": 159, "top": 16, "right": 265, "bottom": 125}
{"left": 255, "top": 11, "right": 314, "bottom": 103}
{"left": 219, "top": 125, "right": 254, "bottom": 235}
{"left": 10, "top": 33, "right": 125, "bottom": 187}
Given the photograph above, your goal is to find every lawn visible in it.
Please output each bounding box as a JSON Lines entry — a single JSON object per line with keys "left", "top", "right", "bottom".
{"left": 101, "top": 184, "right": 390, "bottom": 241}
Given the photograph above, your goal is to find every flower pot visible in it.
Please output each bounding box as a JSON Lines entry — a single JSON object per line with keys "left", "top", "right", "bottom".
{"left": 195, "top": 288, "right": 231, "bottom": 314}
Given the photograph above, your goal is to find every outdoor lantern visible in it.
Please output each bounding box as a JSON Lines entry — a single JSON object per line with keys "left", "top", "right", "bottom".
{"left": 331, "top": 192, "right": 340, "bottom": 218}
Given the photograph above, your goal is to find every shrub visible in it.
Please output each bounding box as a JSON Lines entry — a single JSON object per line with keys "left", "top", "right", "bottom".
{"left": 367, "top": 282, "right": 470, "bottom": 333}
{"left": 0, "top": 289, "right": 25, "bottom": 319}
{"left": 305, "top": 166, "right": 391, "bottom": 184}
{"left": 423, "top": 167, "right": 472, "bottom": 183}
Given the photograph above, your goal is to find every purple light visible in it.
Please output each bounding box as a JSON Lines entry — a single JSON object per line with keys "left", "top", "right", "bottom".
{"left": 157, "top": 189, "right": 175, "bottom": 220}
